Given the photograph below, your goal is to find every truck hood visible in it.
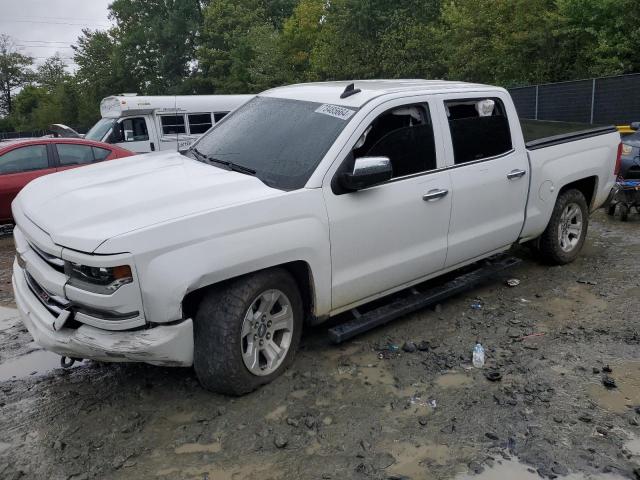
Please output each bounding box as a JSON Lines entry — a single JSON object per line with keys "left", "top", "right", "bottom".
{"left": 16, "top": 151, "right": 282, "bottom": 253}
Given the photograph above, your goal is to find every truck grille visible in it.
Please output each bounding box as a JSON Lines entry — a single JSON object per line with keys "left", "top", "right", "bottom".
{"left": 24, "top": 270, "right": 70, "bottom": 316}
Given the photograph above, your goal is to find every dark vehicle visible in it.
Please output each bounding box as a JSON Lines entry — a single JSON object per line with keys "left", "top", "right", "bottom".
{"left": 620, "top": 123, "right": 640, "bottom": 179}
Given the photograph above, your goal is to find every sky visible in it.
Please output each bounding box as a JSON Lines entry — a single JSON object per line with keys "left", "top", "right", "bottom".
{"left": 0, "top": 0, "right": 113, "bottom": 70}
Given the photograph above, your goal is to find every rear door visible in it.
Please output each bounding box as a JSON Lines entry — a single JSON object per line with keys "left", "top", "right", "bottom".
{"left": 439, "top": 95, "right": 529, "bottom": 268}
{"left": 0, "top": 143, "right": 55, "bottom": 222}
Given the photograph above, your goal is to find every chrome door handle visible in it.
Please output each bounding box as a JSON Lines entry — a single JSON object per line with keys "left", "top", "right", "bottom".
{"left": 507, "top": 169, "right": 527, "bottom": 180}
{"left": 423, "top": 189, "right": 449, "bottom": 201}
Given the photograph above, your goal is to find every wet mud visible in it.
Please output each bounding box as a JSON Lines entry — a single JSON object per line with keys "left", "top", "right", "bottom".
{"left": 2, "top": 212, "right": 640, "bottom": 479}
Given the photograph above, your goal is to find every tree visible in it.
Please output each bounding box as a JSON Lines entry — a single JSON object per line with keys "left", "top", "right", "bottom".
{"left": 37, "top": 54, "right": 69, "bottom": 92}
{"left": 197, "top": 0, "right": 270, "bottom": 92}
{"left": 109, "top": 0, "right": 205, "bottom": 93}
{"left": 0, "top": 35, "right": 33, "bottom": 115}
{"left": 437, "top": 0, "right": 564, "bottom": 85}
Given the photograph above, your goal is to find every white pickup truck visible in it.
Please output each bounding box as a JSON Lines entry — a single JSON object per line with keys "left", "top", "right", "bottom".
{"left": 11, "top": 80, "right": 620, "bottom": 395}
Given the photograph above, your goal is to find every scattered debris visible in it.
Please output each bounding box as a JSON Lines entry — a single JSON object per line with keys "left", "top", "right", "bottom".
{"left": 473, "top": 342, "right": 485, "bottom": 368}
{"left": 402, "top": 341, "right": 417, "bottom": 353}
{"left": 506, "top": 278, "right": 521, "bottom": 287}
{"left": 273, "top": 436, "right": 288, "bottom": 449}
{"left": 417, "top": 340, "right": 430, "bottom": 351}
{"left": 577, "top": 279, "right": 598, "bottom": 285}
{"left": 471, "top": 301, "right": 483, "bottom": 310}
{"left": 603, "top": 365, "right": 613, "bottom": 373}
{"left": 602, "top": 375, "right": 617, "bottom": 389}
{"left": 484, "top": 370, "right": 502, "bottom": 382}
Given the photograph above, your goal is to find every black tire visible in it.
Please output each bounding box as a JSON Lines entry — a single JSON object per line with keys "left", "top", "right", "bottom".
{"left": 536, "top": 189, "right": 589, "bottom": 265}
{"left": 193, "top": 268, "right": 303, "bottom": 395}
{"left": 607, "top": 203, "right": 616, "bottom": 216}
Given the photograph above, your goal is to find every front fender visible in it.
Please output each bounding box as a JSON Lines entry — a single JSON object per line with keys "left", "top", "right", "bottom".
{"left": 101, "top": 189, "right": 331, "bottom": 324}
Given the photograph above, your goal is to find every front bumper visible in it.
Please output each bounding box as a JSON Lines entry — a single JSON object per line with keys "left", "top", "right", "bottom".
{"left": 13, "top": 261, "right": 194, "bottom": 366}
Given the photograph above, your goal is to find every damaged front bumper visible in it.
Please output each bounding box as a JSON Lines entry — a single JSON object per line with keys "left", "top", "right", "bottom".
{"left": 13, "top": 260, "right": 194, "bottom": 366}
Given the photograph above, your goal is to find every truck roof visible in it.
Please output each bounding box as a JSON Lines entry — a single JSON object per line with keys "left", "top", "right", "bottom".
{"left": 262, "top": 79, "right": 501, "bottom": 107}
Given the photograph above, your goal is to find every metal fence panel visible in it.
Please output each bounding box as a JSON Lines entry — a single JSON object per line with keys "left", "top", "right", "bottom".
{"left": 508, "top": 73, "right": 640, "bottom": 125}
{"left": 593, "top": 73, "right": 640, "bottom": 125}
{"left": 538, "top": 79, "right": 593, "bottom": 123}
{"left": 509, "top": 86, "right": 537, "bottom": 119}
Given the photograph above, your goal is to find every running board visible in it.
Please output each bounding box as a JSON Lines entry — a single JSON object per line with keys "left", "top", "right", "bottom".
{"left": 328, "top": 254, "right": 521, "bottom": 344}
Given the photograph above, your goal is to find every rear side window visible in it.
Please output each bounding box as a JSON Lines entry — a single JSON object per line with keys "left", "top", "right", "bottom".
{"left": 56, "top": 144, "right": 95, "bottom": 166}
{"left": 0, "top": 145, "right": 49, "bottom": 174}
{"left": 188, "top": 114, "right": 212, "bottom": 134}
{"left": 92, "top": 147, "right": 111, "bottom": 161}
{"left": 445, "top": 98, "right": 512, "bottom": 164}
{"left": 160, "top": 115, "right": 186, "bottom": 135}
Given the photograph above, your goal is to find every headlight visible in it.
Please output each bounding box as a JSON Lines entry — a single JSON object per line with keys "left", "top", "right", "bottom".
{"left": 622, "top": 144, "right": 633, "bottom": 155}
{"left": 65, "top": 262, "right": 133, "bottom": 294}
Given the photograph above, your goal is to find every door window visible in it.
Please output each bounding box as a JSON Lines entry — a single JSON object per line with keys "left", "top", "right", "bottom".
{"left": 92, "top": 147, "right": 111, "bottom": 161}
{"left": 188, "top": 114, "right": 213, "bottom": 134}
{"left": 352, "top": 104, "right": 437, "bottom": 179}
{"left": 445, "top": 98, "right": 512, "bottom": 164}
{"left": 117, "top": 117, "right": 149, "bottom": 142}
{"left": 56, "top": 144, "right": 96, "bottom": 166}
{"left": 160, "top": 115, "right": 186, "bottom": 135}
{"left": 0, "top": 145, "right": 49, "bottom": 174}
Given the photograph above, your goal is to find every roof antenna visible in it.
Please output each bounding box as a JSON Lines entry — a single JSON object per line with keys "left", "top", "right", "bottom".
{"left": 340, "top": 83, "right": 361, "bottom": 99}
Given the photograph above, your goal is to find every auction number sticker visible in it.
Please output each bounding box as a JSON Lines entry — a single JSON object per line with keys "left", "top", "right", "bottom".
{"left": 315, "top": 104, "right": 356, "bottom": 120}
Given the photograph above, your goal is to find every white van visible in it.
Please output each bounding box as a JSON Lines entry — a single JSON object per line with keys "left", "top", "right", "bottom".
{"left": 80, "top": 94, "right": 253, "bottom": 153}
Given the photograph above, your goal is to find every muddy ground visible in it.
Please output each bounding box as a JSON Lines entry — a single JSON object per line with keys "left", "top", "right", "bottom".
{"left": 2, "top": 211, "right": 640, "bottom": 480}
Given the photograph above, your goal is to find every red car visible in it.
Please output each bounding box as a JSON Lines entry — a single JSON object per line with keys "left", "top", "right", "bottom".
{"left": 0, "top": 138, "right": 134, "bottom": 223}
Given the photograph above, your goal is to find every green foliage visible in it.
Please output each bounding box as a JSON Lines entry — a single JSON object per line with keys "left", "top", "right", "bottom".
{"left": 0, "top": 35, "right": 34, "bottom": 115}
{"left": 4, "top": 0, "right": 640, "bottom": 132}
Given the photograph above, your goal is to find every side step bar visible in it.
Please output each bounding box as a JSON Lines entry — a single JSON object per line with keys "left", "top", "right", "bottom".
{"left": 328, "top": 254, "right": 521, "bottom": 344}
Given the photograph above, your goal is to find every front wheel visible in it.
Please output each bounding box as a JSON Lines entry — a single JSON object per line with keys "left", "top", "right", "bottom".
{"left": 536, "top": 189, "right": 589, "bottom": 265}
{"left": 193, "top": 268, "right": 303, "bottom": 395}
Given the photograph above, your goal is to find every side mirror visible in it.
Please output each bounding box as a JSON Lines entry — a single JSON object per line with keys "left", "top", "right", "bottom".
{"left": 340, "top": 157, "right": 393, "bottom": 191}
{"left": 630, "top": 122, "right": 640, "bottom": 131}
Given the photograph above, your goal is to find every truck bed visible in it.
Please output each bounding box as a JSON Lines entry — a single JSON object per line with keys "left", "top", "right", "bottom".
{"left": 521, "top": 119, "right": 618, "bottom": 149}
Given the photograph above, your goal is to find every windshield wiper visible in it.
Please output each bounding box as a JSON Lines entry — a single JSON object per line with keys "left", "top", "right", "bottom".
{"left": 189, "top": 148, "right": 256, "bottom": 176}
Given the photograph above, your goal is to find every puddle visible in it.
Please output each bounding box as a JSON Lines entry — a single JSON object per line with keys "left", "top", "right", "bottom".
{"left": 0, "top": 349, "right": 81, "bottom": 381}
{"left": 587, "top": 361, "right": 640, "bottom": 413}
{"left": 0, "top": 305, "right": 19, "bottom": 331}
{"left": 386, "top": 442, "right": 457, "bottom": 478}
{"left": 454, "top": 458, "right": 627, "bottom": 480}
{"left": 174, "top": 441, "right": 221, "bottom": 454}
{"left": 436, "top": 372, "right": 473, "bottom": 389}
{"left": 624, "top": 433, "right": 640, "bottom": 456}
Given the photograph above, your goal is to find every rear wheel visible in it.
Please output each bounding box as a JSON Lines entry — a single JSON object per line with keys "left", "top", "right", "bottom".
{"left": 536, "top": 189, "right": 589, "bottom": 265}
{"left": 193, "top": 268, "right": 303, "bottom": 395}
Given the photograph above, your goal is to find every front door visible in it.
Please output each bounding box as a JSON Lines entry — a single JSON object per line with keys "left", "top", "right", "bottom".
{"left": 440, "top": 95, "right": 529, "bottom": 268}
{"left": 113, "top": 116, "right": 154, "bottom": 153}
{"left": 323, "top": 99, "right": 452, "bottom": 311}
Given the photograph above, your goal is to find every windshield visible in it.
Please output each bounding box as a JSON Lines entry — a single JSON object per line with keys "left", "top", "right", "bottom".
{"left": 85, "top": 118, "right": 117, "bottom": 142}
{"left": 186, "top": 96, "right": 357, "bottom": 190}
